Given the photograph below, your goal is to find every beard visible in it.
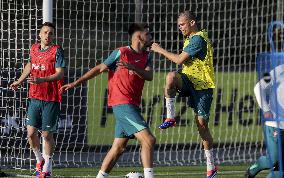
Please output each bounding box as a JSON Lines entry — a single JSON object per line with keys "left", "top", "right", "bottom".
{"left": 144, "top": 41, "right": 153, "bottom": 48}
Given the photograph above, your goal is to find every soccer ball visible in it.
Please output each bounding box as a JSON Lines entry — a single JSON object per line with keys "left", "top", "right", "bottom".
{"left": 125, "top": 172, "right": 144, "bottom": 178}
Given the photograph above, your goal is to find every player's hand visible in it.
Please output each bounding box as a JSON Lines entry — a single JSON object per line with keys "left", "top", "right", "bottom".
{"left": 60, "top": 82, "right": 75, "bottom": 93}
{"left": 10, "top": 81, "right": 21, "bottom": 90}
{"left": 151, "top": 42, "right": 163, "bottom": 53}
{"left": 27, "top": 77, "right": 45, "bottom": 84}
{"left": 264, "top": 111, "right": 273, "bottom": 119}
{"left": 117, "top": 61, "right": 135, "bottom": 70}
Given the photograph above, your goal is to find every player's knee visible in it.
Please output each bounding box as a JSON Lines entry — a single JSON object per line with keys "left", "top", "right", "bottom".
{"left": 27, "top": 131, "right": 37, "bottom": 140}
{"left": 196, "top": 116, "right": 208, "bottom": 129}
{"left": 142, "top": 135, "right": 156, "bottom": 149}
{"left": 41, "top": 131, "right": 53, "bottom": 141}
{"left": 166, "top": 72, "right": 176, "bottom": 85}
{"left": 196, "top": 122, "right": 207, "bottom": 131}
{"left": 197, "top": 122, "right": 205, "bottom": 129}
{"left": 111, "top": 144, "right": 126, "bottom": 155}
{"left": 148, "top": 135, "right": 156, "bottom": 147}
{"left": 196, "top": 122, "right": 210, "bottom": 137}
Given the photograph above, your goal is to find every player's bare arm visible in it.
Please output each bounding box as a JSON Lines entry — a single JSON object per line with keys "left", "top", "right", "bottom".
{"left": 60, "top": 63, "right": 108, "bottom": 92}
{"left": 10, "top": 62, "right": 31, "bottom": 90}
{"left": 117, "top": 61, "right": 153, "bottom": 81}
{"left": 151, "top": 43, "right": 189, "bottom": 65}
{"left": 27, "top": 67, "right": 64, "bottom": 84}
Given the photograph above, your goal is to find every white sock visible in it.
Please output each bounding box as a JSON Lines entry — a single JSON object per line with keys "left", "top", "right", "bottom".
{"left": 165, "top": 97, "right": 175, "bottom": 119}
{"left": 144, "top": 168, "right": 154, "bottom": 178}
{"left": 42, "top": 154, "right": 52, "bottom": 173}
{"left": 96, "top": 170, "right": 109, "bottom": 178}
{"left": 205, "top": 149, "right": 215, "bottom": 171}
{"left": 32, "top": 148, "right": 43, "bottom": 163}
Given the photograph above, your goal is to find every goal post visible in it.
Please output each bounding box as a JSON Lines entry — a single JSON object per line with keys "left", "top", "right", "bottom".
{"left": 42, "top": 0, "right": 53, "bottom": 172}
{"left": 42, "top": 0, "right": 53, "bottom": 23}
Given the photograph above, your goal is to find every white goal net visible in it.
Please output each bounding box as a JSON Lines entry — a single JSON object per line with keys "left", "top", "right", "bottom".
{"left": 0, "top": 0, "right": 283, "bottom": 171}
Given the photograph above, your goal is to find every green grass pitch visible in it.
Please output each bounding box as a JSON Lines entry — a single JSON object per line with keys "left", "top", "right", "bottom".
{"left": 4, "top": 164, "right": 269, "bottom": 177}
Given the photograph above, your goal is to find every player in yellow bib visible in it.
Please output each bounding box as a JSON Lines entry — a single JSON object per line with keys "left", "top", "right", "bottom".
{"left": 151, "top": 11, "right": 217, "bottom": 178}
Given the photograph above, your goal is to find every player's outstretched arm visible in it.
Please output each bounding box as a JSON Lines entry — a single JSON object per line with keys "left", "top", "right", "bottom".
{"left": 10, "top": 62, "right": 31, "bottom": 90}
{"left": 60, "top": 63, "right": 108, "bottom": 92}
{"left": 151, "top": 43, "right": 189, "bottom": 65}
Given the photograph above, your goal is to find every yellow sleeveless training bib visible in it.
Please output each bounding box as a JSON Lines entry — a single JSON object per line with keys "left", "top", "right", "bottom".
{"left": 182, "top": 30, "right": 215, "bottom": 90}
